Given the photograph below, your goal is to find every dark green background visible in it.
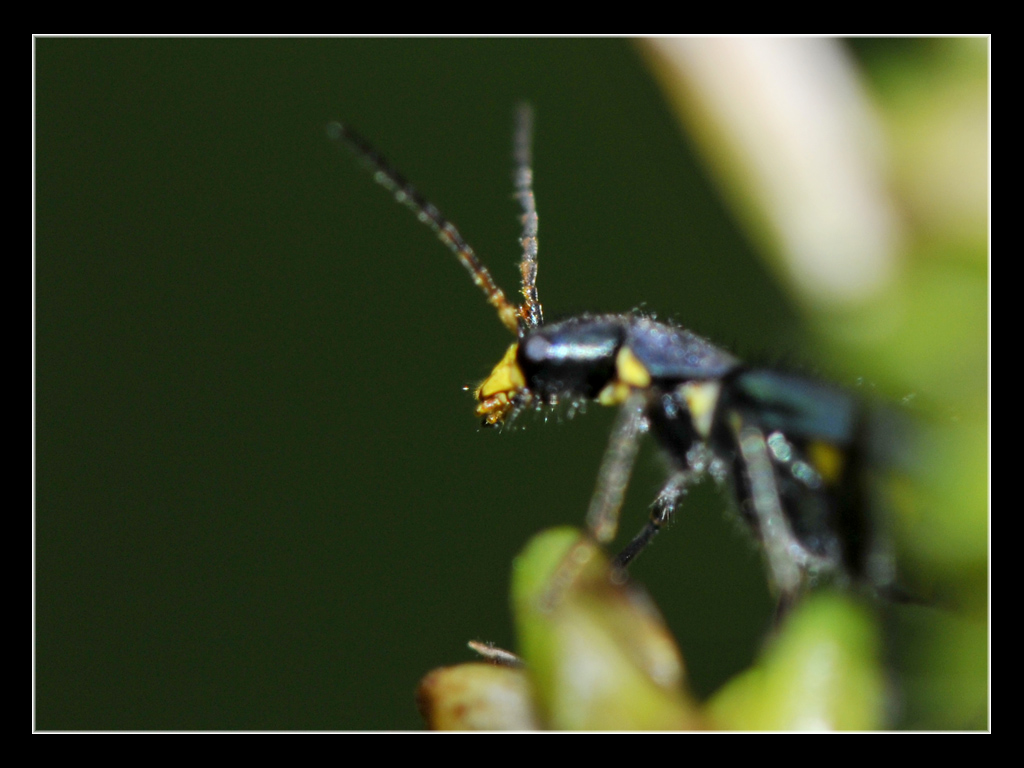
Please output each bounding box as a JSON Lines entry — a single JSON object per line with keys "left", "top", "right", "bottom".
{"left": 37, "top": 39, "right": 814, "bottom": 730}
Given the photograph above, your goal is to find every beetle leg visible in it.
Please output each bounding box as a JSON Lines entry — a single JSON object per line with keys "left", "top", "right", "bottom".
{"left": 734, "top": 423, "right": 807, "bottom": 606}
{"left": 585, "top": 391, "right": 648, "bottom": 544}
{"left": 612, "top": 470, "right": 696, "bottom": 569}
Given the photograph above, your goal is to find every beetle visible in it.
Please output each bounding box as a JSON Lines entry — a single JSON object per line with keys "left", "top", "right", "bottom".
{"left": 327, "top": 106, "right": 896, "bottom": 608}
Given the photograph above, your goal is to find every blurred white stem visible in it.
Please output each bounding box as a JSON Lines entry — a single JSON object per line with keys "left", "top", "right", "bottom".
{"left": 645, "top": 38, "right": 903, "bottom": 308}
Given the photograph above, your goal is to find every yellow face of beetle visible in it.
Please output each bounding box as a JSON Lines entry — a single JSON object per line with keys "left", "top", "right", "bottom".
{"left": 474, "top": 343, "right": 526, "bottom": 426}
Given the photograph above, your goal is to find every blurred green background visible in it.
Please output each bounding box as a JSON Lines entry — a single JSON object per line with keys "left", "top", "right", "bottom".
{"left": 35, "top": 39, "right": 986, "bottom": 729}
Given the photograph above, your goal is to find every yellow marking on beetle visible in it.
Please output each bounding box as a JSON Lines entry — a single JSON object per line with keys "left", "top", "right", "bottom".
{"left": 475, "top": 343, "right": 525, "bottom": 424}
{"left": 617, "top": 347, "right": 651, "bottom": 388}
{"left": 807, "top": 440, "right": 845, "bottom": 486}
{"left": 598, "top": 381, "right": 630, "bottom": 406}
{"left": 680, "top": 381, "right": 722, "bottom": 439}
{"left": 598, "top": 346, "right": 652, "bottom": 406}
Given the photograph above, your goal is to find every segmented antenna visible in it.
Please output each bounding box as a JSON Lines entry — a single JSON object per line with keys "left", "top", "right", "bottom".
{"left": 513, "top": 104, "right": 543, "bottom": 329}
{"left": 327, "top": 121, "right": 520, "bottom": 336}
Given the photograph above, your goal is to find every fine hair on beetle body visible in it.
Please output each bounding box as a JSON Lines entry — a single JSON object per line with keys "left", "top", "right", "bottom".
{"left": 328, "top": 105, "right": 898, "bottom": 610}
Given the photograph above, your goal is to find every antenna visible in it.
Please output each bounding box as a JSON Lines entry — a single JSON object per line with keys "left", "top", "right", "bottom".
{"left": 513, "top": 104, "right": 543, "bottom": 330}
{"left": 327, "top": 121, "right": 521, "bottom": 335}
